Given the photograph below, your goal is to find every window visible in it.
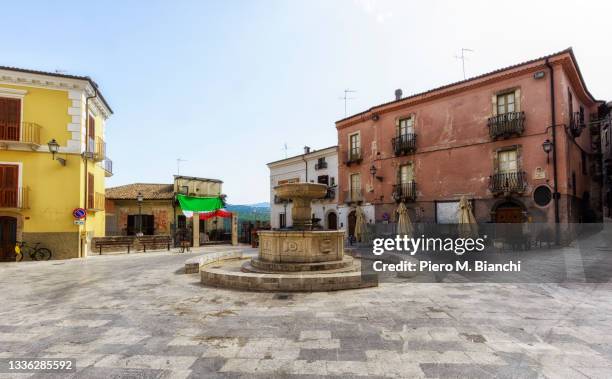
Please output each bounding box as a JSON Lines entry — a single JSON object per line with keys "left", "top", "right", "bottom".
{"left": 349, "top": 133, "right": 360, "bottom": 159}
{"left": 330, "top": 177, "right": 335, "bottom": 187}
{"left": 572, "top": 171, "right": 577, "bottom": 197}
{"left": 498, "top": 149, "right": 518, "bottom": 173}
{"left": 0, "top": 164, "right": 18, "bottom": 207}
{"left": 87, "top": 114, "right": 96, "bottom": 153}
{"left": 87, "top": 173, "right": 95, "bottom": 209}
{"left": 350, "top": 173, "right": 361, "bottom": 196}
{"left": 497, "top": 92, "right": 515, "bottom": 115}
{"left": 317, "top": 157, "right": 325, "bottom": 165}
{"left": 398, "top": 117, "right": 414, "bottom": 136}
{"left": 399, "top": 164, "right": 414, "bottom": 184}
{"left": 317, "top": 175, "right": 329, "bottom": 186}
{"left": 568, "top": 89, "right": 573, "bottom": 121}
{"left": 582, "top": 151, "right": 588, "bottom": 175}
{"left": 0, "top": 97, "right": 21, "bottom": 141}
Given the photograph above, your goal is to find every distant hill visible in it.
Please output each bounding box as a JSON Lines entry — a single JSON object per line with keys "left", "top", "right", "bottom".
{"left": 226, "top": 203, "right": 270, "bottom": 222}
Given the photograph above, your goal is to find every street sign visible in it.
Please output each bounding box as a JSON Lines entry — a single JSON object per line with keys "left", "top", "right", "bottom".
{"left": 72, "top": 208, "right": 87, "bottom": 219}
{"left": 74, "top": 220, "right": 85, "bottom": 225}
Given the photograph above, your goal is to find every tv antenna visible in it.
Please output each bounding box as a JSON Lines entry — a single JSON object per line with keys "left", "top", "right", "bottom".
{"left": 176, "top": 158, "right": 187, "bottom": 175}
{"left": 282, "top": 142, "right": 289, "bottom": 158}
{"left": 455, "top": 48, "right": 474, "bottom": 79}
{"left": 339, "top": 89, "right": 357, "bottom": 117}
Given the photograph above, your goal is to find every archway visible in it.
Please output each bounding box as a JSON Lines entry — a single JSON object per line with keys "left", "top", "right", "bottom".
{"left": 327, "top": 211, "right": 338, "bottom": 230}
{"left": 348, "top": 210, "right": 356, "bottom": 237}
{"left": 0, "top": 216, "right": 17, "bottom": 261}
{"left": 492, "top": 199, "right": 526, "bottom": 223}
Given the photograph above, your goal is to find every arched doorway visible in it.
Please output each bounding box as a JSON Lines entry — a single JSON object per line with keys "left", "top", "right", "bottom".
{"left": 348, "top": 210, "right": 356, "bottom": 237}
{"left": 0, "top": 216, "right": 17, "bottom": 262}
{"left": 493, "top": 200, "right": 525, "bottom": 223}
{"left": 327, "top": 212, "right": 338, "bottom": 230}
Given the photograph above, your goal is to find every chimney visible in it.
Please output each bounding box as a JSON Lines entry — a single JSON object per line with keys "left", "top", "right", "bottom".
{"left": 394, "top": 88, "right": 403, "bottom": 101}
{"left": 304, "top": 146, "right": 311, "bottom": 154}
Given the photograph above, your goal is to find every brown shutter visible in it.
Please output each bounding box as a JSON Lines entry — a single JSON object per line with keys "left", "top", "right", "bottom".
{"left": 88, "top": 115, "right": 95, "bottom": 139}
{"left": 0, "top": 98, "right": 21, "bottom": 141}
{"left": 0, "top": 164, "right": 18, "bottom": 207}
{"left": 88, "top": 173, "right": 94, "bottom": 209}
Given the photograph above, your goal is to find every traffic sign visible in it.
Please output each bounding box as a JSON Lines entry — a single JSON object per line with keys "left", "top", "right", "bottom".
{"left": 73, "top": 208, "right": 87, "bottom": 219}
{"left": 74, "top": 219, "right": 85, "bottom": 225}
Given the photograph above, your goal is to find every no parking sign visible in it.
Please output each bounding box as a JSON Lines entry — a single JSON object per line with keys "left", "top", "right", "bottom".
{"left": 73, "top": 208, "right": 87, "bottom": 220}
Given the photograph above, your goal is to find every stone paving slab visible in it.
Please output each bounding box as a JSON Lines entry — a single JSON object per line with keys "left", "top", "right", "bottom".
{"left": 0, "top": 246, "right": 611, "bottom": 377}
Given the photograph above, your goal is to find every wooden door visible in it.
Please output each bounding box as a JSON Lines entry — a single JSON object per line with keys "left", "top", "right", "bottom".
{"left": 348, "top": 211, "right": 356, "bottom": 237}
{"left": 327, "top": 212, "right": 337, "bottom": 230}
{"left": 0, "top": 216, "right": 17, "bottom": 261}
{"left": 0, "top": 97, "right": 21, "bottom": 141}
{"left": 0, "top": 165, "right": 18, "bottom": 208}
{"left": 495, "top": 207, "right": 523, "bottom": 223}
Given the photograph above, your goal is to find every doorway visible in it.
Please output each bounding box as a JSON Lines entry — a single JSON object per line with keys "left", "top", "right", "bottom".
{"left": 327, "top": 212, "right": 338, "bottom": 230}
{"left": 0, "top": 216, "right": 17, "bottom": 261}
{"left": 348, "top": 210, "right": 356, "bottom": 237}
{"left": 494, "top": 202, "right": 524, "bottom": 223}
{"left": 127, "top": 214, "right": 155, "bottom": 235}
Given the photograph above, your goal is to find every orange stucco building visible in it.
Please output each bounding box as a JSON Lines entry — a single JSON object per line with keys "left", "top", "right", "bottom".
{"left": 336, "top": 48, "right": 605, "bottom": 234}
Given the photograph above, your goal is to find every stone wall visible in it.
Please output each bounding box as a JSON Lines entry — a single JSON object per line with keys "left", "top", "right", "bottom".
{"left": 21, "top": 232, "right": 80, "bottom": 260}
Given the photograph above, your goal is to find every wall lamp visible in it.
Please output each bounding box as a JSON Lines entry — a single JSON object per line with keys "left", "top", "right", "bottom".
{"left": 542, "top": 139, "right": 554, "bottom": 164}
{"left": 369, "top": 165, "right": 383, "bottom": 181}
{"left": 47, "top": 139, "right": 66, "bottom": 166}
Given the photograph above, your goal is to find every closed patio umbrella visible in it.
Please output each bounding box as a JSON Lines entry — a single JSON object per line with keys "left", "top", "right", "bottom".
{"left": 354, "top": 206, "right": 367, "bottom": 242}
{"left": 458, "top": 196, "right": 478, "bottom": 237}
{"left": 396, "top": 202, "right": 413, "bottom": 237}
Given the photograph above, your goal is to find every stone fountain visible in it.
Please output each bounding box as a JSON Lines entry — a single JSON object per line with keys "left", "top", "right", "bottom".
{"left": 200, "top": 183, "right": 377, "bottom": 291}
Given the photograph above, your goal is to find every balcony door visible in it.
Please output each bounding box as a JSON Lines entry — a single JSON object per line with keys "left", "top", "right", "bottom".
{"left": 0, "top": 97, "right": 21, "bottom": 141}
{"left": 0, "top": 216, "right": 17, "bottom": 261}
{"left": 497, "top": 92, "right": 515, "bottom": 115}
{"left": 398, "top": 117, "right": 414, "bottom": 137}
{"left": 498, "top": 149, "right": 518, "bottom": 173}
{"left": 0, "top": 164, "right": 18, "bottom": 208}
{"left": 399, "top": 164, "right": 414, "bottom": 184}
{"left": 349, "top": 133, "right": 360, "bottom": 158}
{"left": 350, "top": 173, "right": 360, "bottom": 199}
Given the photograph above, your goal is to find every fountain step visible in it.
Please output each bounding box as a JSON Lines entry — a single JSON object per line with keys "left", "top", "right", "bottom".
{"left": 201, "top": 258, "right": 378, "bottom": 292}
{"left": 246, "top": 256, "right": 356, "bottom": 273}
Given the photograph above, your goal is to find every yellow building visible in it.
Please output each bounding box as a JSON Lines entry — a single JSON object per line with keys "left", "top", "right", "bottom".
{"left": 0, "top": 66, "right": 113, "bottom": 261}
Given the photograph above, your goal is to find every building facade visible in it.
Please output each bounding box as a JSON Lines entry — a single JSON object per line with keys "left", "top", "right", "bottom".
{"left": 0, "top": 66, "right": 112, "bottom": 260}
{"left": 268, "top": 146, "right": 339, "bottom": 230}
{"left": 105, "top": 176, "right": 224, "bottom": 243}
{"left": 600, "top": 104, "right": 612, "bottom": 221}
{"left": 336, "top": 49, "right": 603, "bottom": 236}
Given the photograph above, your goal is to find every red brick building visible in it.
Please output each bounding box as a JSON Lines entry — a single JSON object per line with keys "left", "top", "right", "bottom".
{"left": 336, "top": 48, "right": 605, "bottom": 235}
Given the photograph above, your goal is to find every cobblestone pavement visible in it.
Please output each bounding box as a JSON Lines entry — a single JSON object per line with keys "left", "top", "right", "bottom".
{"left": 1, "top": 247, "right": 612, "bottom": 378}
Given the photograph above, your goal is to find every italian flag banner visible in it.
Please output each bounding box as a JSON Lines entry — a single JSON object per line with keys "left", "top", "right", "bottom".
{"left": 177, "top": 194, "right": 231, "bottom": 219}
{"left": 199, "top": 209, "right": 232, "bottom": 220}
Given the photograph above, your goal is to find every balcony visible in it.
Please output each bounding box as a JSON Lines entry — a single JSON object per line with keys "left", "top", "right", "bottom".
{"left": 85, "top": 136, "right": 106, "bottom": 161}
{"left": 392, "top": 134, "right": 417, "bottom": 155}
{"left": 0, "top": 187, "right": 30, "bottom": 209}
{"left": 345, "top": 147, "right": 362, "bottom": 166}
{"left": 0, "top": 121, "right": 42, "bottom": 150}
{"left": 487, "top": 112, "right": 525, "bottom": 140}
{"left": 103, "top": 158, "right": 113, "bottom": 177}
{"left": 343, "top": 188, "right": 363, "bottom": 204}
{"left": 568, "top": 112, "right": 585, "bottom": 138}
{"left": 392, "top": 181, "right": 417, "bottom": 202}
{"left": 324, "top": 187, "right": 336, "bottom": 200}
{"left": 315, "top": 161, "right": 328, "bottom": 170}
{"left": 489, "top": 171, "right": 527, "bottom": 195}
{"left": 88, "top": 192, "right": 105, "bottom": 211}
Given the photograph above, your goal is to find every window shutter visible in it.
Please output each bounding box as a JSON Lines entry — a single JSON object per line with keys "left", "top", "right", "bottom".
{"left": 491, "top": 95, "right": 498, "bottom": 116}
{"left": 88, "top": 173, "right": 94, "bottom": 208}
{"left": 88, "top": 115, "right": 95, "bottom": 139}
{"left": 493, "top": 151, "right": 499, "bottom": 174}
{"left": 514, "top": 89, "right": 521, "bottom": 112}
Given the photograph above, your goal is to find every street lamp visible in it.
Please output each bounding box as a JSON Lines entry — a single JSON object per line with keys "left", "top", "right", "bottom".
{"left": 47, "top": 139, "right": 66, "bottom": 166}
{"left": 542, "top": 139, "right": 554, "bottom": 164}
{"left": 369, "top": 165, "right": 383, "bottom": 181}
{"left": 136, "top": 191, "right": 144, "bottom": 236}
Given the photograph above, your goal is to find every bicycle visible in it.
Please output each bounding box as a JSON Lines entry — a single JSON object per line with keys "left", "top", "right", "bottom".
{"left": 15, "top": 241, "right": 52, "bottom": 262}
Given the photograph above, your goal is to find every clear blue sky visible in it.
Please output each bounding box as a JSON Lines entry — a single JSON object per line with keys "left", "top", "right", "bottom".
{"left": 4, "top": 0, "right": 612, "bottom": 204}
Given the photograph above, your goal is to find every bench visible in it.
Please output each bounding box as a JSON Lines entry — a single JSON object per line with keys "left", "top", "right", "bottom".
{"left": 137, "top": 235, "right": 172, "bottom": 252}
{"left": 93, "top": 237, "right": 134, "bottom": 255}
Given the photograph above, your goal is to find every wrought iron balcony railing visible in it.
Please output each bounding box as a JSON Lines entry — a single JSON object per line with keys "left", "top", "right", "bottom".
{"left": 345, "top": 147, "right": 362, "bottom": 165}
{"left": 88, "top": 192, "right": 105, "bottom": 211}
{"left": 103, "top": 158, "right": 113, "bottom": 177}
{"left": 0, "top": 121, "right": 41, "bottom": 148}
{"left": 489, "top": 171, "right": 527, "bottom": 194}
{"left": 86, "top": 136, "right": 106, "bottom": 161}
{"left": 392, "top": 133, "right": 417, "bottom": 155}
{"left": 392, "top": 181, "right": 417, "bottom": 202}
{"left": 315, "top": 161, "right": 328, "bottom": 170}
{"left": 324, "top": 187, "right": 336, "bottom": 200}
{"left": 0, "top": 187, "right": 30, "bottom": 209}
{"left": 343, "top": 188, "right": 363, "bottom": 204}
{"left": 568, "top": 111, "right": 585, "bottom": 138}
{"left": 487, "top": 112, "right": 525, "bottom": 140}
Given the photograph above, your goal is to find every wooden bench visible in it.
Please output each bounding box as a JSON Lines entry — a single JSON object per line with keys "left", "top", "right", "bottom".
{"left": 93, "top": 237, "right": 134, "bottom": 255}
{"left": 137, "top": 235, "right": 172, "bottom": 252}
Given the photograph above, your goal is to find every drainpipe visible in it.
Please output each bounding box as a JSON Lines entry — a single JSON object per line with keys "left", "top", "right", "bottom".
{"left": 82, "top": 87, "right": 98, "bottom": 257}
{"left": 545, "top": 59, "right": 561, "bottom": 244}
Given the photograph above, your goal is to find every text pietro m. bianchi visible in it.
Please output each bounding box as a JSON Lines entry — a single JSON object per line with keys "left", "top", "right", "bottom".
{"left": 371, "top": 235, "right": 521, "bottom": 273}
